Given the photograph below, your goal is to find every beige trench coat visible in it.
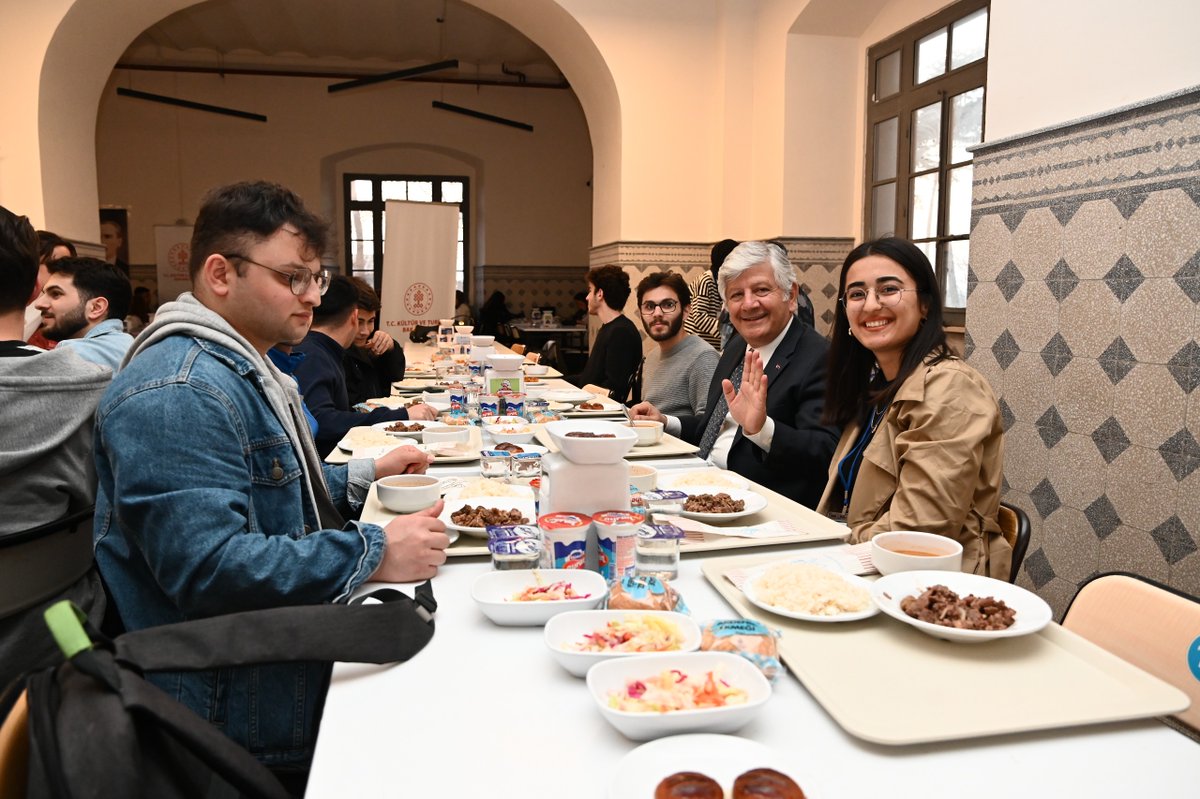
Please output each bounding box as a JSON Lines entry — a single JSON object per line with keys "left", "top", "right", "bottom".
{"left": 817, "top": 357, "right": 1011, "bottom": 581}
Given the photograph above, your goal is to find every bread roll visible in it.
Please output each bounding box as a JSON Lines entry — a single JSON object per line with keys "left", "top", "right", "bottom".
{"left": 654, "top": 771, "right": 723, "bottom": 799}
{"left": 731, "top": 768, "right": 805, "bottom": 798}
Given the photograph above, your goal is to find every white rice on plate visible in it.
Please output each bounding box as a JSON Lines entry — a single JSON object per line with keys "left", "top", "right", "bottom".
{"left": 751, "top": 563, "right": 870, "bottom": 616}
{"left": 665, "top": 470, "right": 747, "bottom": 489}
{"left": 446, "top": 478, "right": 529, "bottom": 498}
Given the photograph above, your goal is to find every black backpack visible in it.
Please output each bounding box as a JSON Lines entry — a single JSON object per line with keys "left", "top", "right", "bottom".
{"left": 1, "top": 583, "right": 437, "bottom": 799}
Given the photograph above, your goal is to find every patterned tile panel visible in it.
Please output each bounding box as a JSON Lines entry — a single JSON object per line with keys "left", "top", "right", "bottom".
{"left": 967, "top": 85, "right": 1200, "bottom": 614}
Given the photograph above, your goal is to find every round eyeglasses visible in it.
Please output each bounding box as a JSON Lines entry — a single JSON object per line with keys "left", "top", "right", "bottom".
{"left": 224, "top": 254, "right": 331, "bottom": 296}
{"left": 841, "top": 284, "right": 916, "bottom": 307}
{"left": 640, "top": 298, "right": 679, "bottom": 315}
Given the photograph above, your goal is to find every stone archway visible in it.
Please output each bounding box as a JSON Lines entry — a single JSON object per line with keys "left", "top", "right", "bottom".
{"left": 29, "top": 0, "right": 621, "bottom": 245}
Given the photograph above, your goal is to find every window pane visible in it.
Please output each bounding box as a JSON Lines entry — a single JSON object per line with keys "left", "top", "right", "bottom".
{"left": 350, "top": 180, "right": 373, "bottom": 201}
{"left": 910, "top": 173, "right": 940, "bottom": 239}
{"left": 352, "top": 270, "right": 376, "bottom": 290}
{"left": 950, "top": 8, "right": 988, "bottom": 70}
{"left": 350, "top": 210, "right": 373, "bottom": 241}
{"left": 950, "top": 87, "right": 984, "bottom": 163}
{"left": 943, "top": 240, "right": 970, "bottom": 308}
{"left": 407, "top": 181, "right": 433, "bottom": 202}
{"left": 441, "top": 181, "right": 464, "bottom": 203}
{"left": 912, "top": 102, "right": 942, "bottom": 172}
{"left": 875, "top": 50, "right": 901, "bottom": 99}
{"left": 948, "top": 164, "right": 974, "bottom": 236}
{"left": 873, "top": 117, "right": 899, "bottom": 181}
{"left": 458, "top": 213, "right": 464, "bottom": 241}
{"left": 456, "top": 242, "right": 464, "bottom": 273}
{"left": 382, "top": 180, "right": 406, "bottom": 201}
{"left": 915, "top": 240, "right": 937, "bottom": 267}
{"left": 350, "top": 242, "right": 374, "bottom": 272}
{"left": 916, "top": 27, "right": 948, "bottom": 83}
{"left": 871, "top": 183, "right": 896, "bottom": 238}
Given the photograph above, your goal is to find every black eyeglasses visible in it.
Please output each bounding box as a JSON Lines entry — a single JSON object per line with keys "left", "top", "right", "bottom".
{"left": 639, "top": 299, "right": 680, "bottom": 315}
{"left": 223, "top": 253, "right": 331, "bottom": 296}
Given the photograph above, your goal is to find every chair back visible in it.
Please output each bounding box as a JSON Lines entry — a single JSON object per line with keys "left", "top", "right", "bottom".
{"left": 997, "top": 502, "right": 1030, "bottom": 583}
{"left": 540, "top": 339, "right": 562, "bottom": 371}
{"left": 0, "top": 689, "right": 29, "bottom": 797}
{"left": 510, "top": 343, "right": 526, "bottom": 356}
{"left": 0, "top": 507, "right": 95, "bottom": 618}
{"left": 1063, "top": 573, "right": 1200, "bottom": 739}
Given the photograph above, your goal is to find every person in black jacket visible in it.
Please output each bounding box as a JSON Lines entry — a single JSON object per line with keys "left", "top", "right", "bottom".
{"left": 630, "top": 241, "right": 839, "bottom": 508}
{"left": 343, "top": 276, "right": 405, "bottom": 406}
{"left": 565, "top": 264, "right": 642, "bottom": 401}
{"left": 294, "top": 275, "right": 435, "bottom": 457}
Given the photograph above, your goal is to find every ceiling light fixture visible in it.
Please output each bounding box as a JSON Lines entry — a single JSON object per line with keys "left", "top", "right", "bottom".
{"left": 432, "top": 101, "right": 533, "bottom": 132}
{"left": 328, "top": 59, "right": 460, "bottom": 93}
{"left": 116, "top": 87, "right": 267, "bottom": 122}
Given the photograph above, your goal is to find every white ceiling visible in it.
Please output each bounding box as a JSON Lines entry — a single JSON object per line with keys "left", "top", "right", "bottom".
{"left": 120, "top": 0, "right": 566, "bottom": 85}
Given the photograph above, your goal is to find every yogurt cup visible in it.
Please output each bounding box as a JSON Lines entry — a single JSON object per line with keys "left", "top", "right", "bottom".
{"left": 538, "top": 511, "right": 591, "bottom": 570}
{"left": 593, "top": 510, "right": 645, "bottom": 583}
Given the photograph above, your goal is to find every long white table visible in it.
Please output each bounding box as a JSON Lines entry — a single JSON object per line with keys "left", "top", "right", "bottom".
{"left": 306, "top": 546, "right": 1200, "bottom": 798}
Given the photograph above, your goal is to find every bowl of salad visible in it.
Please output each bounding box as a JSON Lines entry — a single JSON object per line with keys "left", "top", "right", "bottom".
{"left": 544, "top": 610, "right": 702, "bottom": 677}
{"left": 471, "top": 569, "right": 608, "bottom": 626}
{"left": 585, "top": 651, "right": 771, "bottom": 741}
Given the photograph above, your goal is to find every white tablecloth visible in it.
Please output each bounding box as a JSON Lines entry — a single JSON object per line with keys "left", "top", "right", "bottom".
{"left": 306, "top": 547, "right": 1200, "bottom": 798}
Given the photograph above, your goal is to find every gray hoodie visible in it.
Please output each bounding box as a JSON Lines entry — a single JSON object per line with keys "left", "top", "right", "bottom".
{"left": 0, "top": 344, "right": 111, "bottom": 536}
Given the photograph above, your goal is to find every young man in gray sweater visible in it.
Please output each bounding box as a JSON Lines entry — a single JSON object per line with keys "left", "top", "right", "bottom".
{"left": 633, "top": 271, "right": 718, "bottom": 416}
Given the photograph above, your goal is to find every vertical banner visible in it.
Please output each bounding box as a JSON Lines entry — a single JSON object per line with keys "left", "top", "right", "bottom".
{"left": 379, "top": 201, "right": 457, "bottom": 332}
{"left": 154, "top": 225, "right": 193, "bottom": 303}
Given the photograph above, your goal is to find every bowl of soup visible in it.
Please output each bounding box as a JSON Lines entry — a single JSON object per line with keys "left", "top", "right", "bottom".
{"left": 870, "top": 531, "right": 963, "bottom": 575}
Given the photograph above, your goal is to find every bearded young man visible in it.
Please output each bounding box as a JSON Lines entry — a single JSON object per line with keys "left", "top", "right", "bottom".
{"left": 632, "top": 271, "right": 718, "bottom": 415}
{"left": 34, "top": 256, "right": 133, "bottom": 371}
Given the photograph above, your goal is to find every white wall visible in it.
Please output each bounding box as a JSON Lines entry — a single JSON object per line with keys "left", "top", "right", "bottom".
{"left": 987, "top": 0, "right": 1200, "bottom": 141}
{"left": 95, "top": 70, "right": 593, "bottom": 269}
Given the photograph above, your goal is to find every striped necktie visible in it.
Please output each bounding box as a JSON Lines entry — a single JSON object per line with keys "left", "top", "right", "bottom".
{"left": 697, "top": 359, "right": 744, "bottom": 459}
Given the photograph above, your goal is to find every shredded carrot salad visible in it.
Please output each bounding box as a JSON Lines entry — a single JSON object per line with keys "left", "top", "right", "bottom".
{"left": 608, "top": 669, "right": 748, "bottom": 713}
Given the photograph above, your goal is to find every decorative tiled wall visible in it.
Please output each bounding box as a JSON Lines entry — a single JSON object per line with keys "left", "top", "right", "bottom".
{"left": 474, "top": 265, "right": 588, "bottom": 322}
{"left": 968, "top": 86, "right": 1200, "bottom": 614}
{"left": 589, "top": 237, "right": 853, "bottom": 341}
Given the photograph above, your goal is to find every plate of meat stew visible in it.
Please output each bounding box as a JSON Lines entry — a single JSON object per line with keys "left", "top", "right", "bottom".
{"left": 676, "top": 489, "right": 767, "bottom": 522}
{"left": 439, "top": 497, "right": 537, "bottom": 538}
{"left": 871, "top": 571, "right": 1053, "bottom": 643}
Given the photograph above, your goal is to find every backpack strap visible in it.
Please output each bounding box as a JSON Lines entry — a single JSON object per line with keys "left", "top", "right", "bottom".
{"left": 110, "top": 583, "right": 436, "bottom": 673}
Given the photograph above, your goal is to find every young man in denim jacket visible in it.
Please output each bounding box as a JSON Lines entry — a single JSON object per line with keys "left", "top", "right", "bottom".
{"left": 92, "top": 181, "right": 449, "bottom": 777}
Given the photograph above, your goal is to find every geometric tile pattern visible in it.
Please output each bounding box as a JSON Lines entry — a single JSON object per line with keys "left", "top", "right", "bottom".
{"left": 967, "top": 86, "right": 1200, "bottom": 615}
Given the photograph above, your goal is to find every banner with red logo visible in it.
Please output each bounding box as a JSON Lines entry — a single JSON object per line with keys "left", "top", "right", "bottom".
{"left": 154, "top": 224, "right": 193, "bottom": 303}
{"left": 379, "top": 200, "right": 457, "bottom": 332}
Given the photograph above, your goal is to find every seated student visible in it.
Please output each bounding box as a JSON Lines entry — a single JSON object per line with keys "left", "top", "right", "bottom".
{"left": 0, "top": 206, "right": 112, "bottom": 689}
{"left": 24, "top": 230, "right": 76, "bottom": 348}
{"left": 93, "top": 181, "right": 449, "bottom": 774}
{"left": 476, "top": 290, "right": 519, "bottom": 337}
{"left": 631, "top": 271, "right": 718, "bottom": 415}
{"left": 565, "top": 265, "right": 642, "bottom": 400}
{"left": 343, "top": 276, "right": 406, "bottom": 406}
{"left": 34, "top": 256, "right": 134, "bottom": 371}
{"left": 815, "top": 237, "right": 1010, "bottom": 580}
{"left": 294, "top": 274, "right": 435, "bottom": 456}
{"left": 632, "top": 242, "right": 838, "bottom": 508}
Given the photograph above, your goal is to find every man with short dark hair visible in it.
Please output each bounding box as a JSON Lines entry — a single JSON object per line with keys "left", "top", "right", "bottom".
{"left": 633, "top": 241, "right": 838, "bottom": 507}
{"left": 0, "top": 205, "right": 111, "bottom": 688}
{"left": 34, "top": 256, "right": 133, "bottom": 371}
{"left": 343, "top": 275, "right": 406, "bottom": 406}
{"left": 633, "top": 271, "right": 718, "bottom": 416}
{"left": 566, "top": 264, "right": 642, "bottom": 399}
{"left": 294, "top": 274, "right": 433, "bottom": 457}
{"left": 93, "top": 181, "right": 449, "bottom": 771}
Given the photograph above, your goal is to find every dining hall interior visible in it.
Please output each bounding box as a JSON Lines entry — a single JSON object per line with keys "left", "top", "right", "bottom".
{"left": 1, "top": 0, "right": 1199, "bottom": 794}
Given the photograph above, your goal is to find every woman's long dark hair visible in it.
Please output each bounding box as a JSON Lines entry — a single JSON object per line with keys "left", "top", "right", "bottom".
{"left": 822, "top": 237, "right": 951, "bottom": 427}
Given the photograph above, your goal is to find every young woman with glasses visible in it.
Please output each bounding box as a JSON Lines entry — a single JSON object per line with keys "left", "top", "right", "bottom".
{"left": 816, "top": 237, "right": 1011, "bottom": 580}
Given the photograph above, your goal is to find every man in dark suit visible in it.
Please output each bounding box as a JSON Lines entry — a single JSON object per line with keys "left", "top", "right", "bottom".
{"left": 632, "top": 241, "right": 839, "bottom": 508}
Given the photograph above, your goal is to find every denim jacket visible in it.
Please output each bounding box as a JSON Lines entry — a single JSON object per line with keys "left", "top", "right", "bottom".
{"left": 94, "top": 333, "right": 386, "bottom": 766}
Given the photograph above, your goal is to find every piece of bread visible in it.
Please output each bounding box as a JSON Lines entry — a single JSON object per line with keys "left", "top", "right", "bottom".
{"left": 607, "top": 575, "right": 679, "bottom": 611}
{"left": 654, "top": 771, "right": 723, "bottom": 799}
{"left": 731, "top": 768, "right": 805, "bottom": 798}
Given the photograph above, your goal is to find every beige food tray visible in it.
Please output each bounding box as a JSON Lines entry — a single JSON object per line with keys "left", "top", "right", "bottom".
{"left": 534, "top": 428, "right": 700, "bottom": 459}
{"left": 677, "top": 481, "right": 849, "bottom": 553}
{"left": 325, "top": 425, "right": 482, "bottom": 466}
{"left": 701, "top": 553, "right": 1189, "bottom": 745}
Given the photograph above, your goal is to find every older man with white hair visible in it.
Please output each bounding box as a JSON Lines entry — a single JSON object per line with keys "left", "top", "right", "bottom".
{"left": 632, "top": 241, "right": 838, "bottom": 507}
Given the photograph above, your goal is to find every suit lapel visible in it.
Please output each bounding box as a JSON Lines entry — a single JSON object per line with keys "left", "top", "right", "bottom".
{"left": 763, "top": 320, "right": 802, "bottom": 390}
